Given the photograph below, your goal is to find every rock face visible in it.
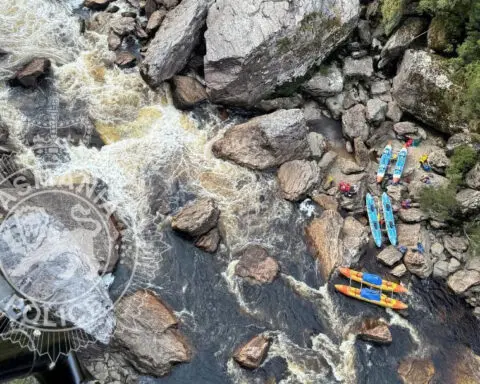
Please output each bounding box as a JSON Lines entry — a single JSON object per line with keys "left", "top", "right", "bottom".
{"left": 342, "top": 104, "right": 370, "bottom": 141}
{"left": 234, "top": 245, "right": 279, "bottom": 284}
{"left": 303, "top": 64, "right": 344, "bottom": 97}
{"left": 115, "top": 290, "right": 191, "bottom": 376}
{"left": 212, "top": 109, "right": 310, "bottom": 170}
{"left": 233, "top": 335, "right": 270, "bottom": 369}
{"left": 397, "top": 358, "right": 435, "bottom": 384}
{"left": 392, "top": 50, "right": 463, "bottom": 134}
{"left": 377, "top": 246, "right": 403, "bottom": 267}
{"left": 171, "top": 76, "right": 208, "bottom": 109}
{"left": 357, "top": 318, "right": 392, "bottom": 344}
{"left": 141, "top": 0, "right": 209, "bottom": 87}
{"left": 15, "top": 58, "right": 51, "bottom": 88}
{"left": 448, "top": 270, "right": 480, "bottom": 294}
{"left": 379, "top": 18, "right": 428, "bottom": 67}
{"left": 171, "top": 198, "right": 220, "bottom": 237}
{"left": 204, "top": 0, "right": 360, "bottom": 106}
{"left": 456, "top": 189, "right": 480, "bottom": 215}
{"left": 277, "top": 160, "right": 319, "bottom": 201}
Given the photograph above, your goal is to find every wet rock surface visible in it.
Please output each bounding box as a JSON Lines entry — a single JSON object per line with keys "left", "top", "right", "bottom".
{"left": 171, "top": 198, "right": 219, "bottom": 238}
{"left": 14, "top": 58, "right": 51, "bottom": 88}
{"left": 233, "top": 335, "right": 270, "bottom": 369}
{"left": 357, "top": 318, "right": 392, "bottom": 344}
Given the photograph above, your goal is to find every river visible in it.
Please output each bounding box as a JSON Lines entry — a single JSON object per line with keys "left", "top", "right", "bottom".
{"left": 0, "top": 1, "right": 479, "bottom": 383}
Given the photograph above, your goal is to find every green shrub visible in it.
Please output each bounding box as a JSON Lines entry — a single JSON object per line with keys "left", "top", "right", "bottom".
{"left": 465, "top": 221, "right": 480, "bottom": 256}
{"left": 446, "top": 145, "right": 478, "bottom": 184}
{"left": 381, "top": 0, "right": 407, "bottom": 35}
{"left": 419, "top": 185, "right": 461, "bottom": 222}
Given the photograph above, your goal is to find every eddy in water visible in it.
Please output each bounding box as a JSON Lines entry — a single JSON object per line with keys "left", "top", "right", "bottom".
{"left": 0, "top": 0, "right": 479, "bottom": 383}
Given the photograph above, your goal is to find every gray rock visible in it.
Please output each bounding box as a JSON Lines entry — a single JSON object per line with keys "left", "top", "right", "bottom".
{"left": 377, "top": 246, "right": 403, "bottom": 267}
{"left": 318, "top": 150, "right": 338, "bottom": 170}
{"left": 342, "top": 104, "right": 370, "bottom": 141}
{"left": 357, "top": 19, "right": 372, "bottom": 46}
{"left": 158, "top": 0, "right": 180, "bottom": 9}
{"left": 448, "top": 270, "right": 480, "bottom": 294}
{"left": 391, "top": 263, "right": 407, "bottom": 277}
{"left": 115, "top": 51, "right": 136, "bottom": 68}
{"left": 428, "top": 149, "right": 450, "bottom": 174}
{"left": 146, "top": 10, "right": 167, "bottom": 34}
{"left": 386, "top": 184, "right": 407, "bottom": 204}
{"left": 111, "top": 16, "right": 136, "bottom": 36}
{"left": 204, "top": 0, "right": 360, "bottom": 106}
{"left": 339, "top": 158, "right": 364, "bottom": 174}
{"left": 114, "top": 290, "right": 191, "bottom": 376}
{"left": 171, "top": 75, "right": 208, "bottom": 109}
{"left": 404, "top": 249, "right": 433, "bottom": 278}
{"left": 466, "top": 257, "right": 480, "bottom": 272}
{"left": 446, "top": 133, "right": 473, "bottom": 154}
{"left": 141, "top": 0, "right": 209, "bottom": 87}
{"left": 303, "top": 64, "right": 343, "bottom": 97}
{"left": 84, "top": 0, "right": 113, "bottom": 10}
{"left": 433, "top": 260, "right": 449, "bottom": 279}
{"left": 398, "top": 223, "right": 432, "bottom": 278}
{"left": 466, "top": 163, "right": 480, "bottom": 190}
{"left": 171, "top": 198, "right": 220, "bottom": 237}
{"left": 379, "top": 17, "right": 428, "bottom": 67}
{"left": 257, "top": 94, "right": 304, "bottom": 112}
{"left": 354, "top": 138, "right": 370, "bottom": 168}
{"left": 343, "top": 56, "right": 374, "bottom": 79}
{"left": 195, "top": 228, "right": 221, "bottom": 253}
{"left": 326, "top": 93, "right": 345, "bottom": 120}
{"left": 234, "top": 245, "right": 279, "bottom": 284}
{"left": 370, "top": 80, "right": 391, "bottom": 96}
{"left": 307, "top": 132, "right": 327, "bottom": 160}
{"left": 430, "top": 242, "right": 445, "bottom": 259}
{"left": 108, "top": 31, "right": 122, "bottom": 50}
{"left": 456, "top": 189, "right": 480, "bottom": 215}
{"left": 233, "top": 335, "right": 270, "bottom": 369}
{"left": 212, "top": 109, "right": 310, "bottom": 170}
{"left": 387, "top": 101, "right": 403, "bottom": 123}
{"left": 393, "top": 121, "right": 418, "bottom": 136}
{"left": 303, "top": 100, "right": 324, "bottom": 125}
{"left": 366, "top": 98, "right": 387, "bottom": 124}
{"left": 15, "top": 58, "right": 51, "bottom": 88}
{"left": 277, "top": 160, "right": 319, "bottom": 201}
{"left": 342, "top": 216, "right": 369, "bottom": 266}
{"left": 444, "top": 235, "right": 469, "bottom": 261}
{"left": 392, "top": 50, "right": 464, "bottom": 134}
{"left": 398, "top": 208, "right": 428, "bottom": 223}
{"left": 448, "top": 258, "right": 461, "bottom": 274}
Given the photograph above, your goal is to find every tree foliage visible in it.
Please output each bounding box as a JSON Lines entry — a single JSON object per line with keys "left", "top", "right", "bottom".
{"left": 419, "top": 185, "right": 461, "bottom": 222}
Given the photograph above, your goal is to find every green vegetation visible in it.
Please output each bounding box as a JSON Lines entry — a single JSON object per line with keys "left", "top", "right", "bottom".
{"left": 277, "top": 37, "right": 291, "bottom": 54}
{"left": 446, "top": 145, "right": 478, "bottom": 184}
{"left": 465, "top": 221, "right": 480, "bottom": 255}
{"left": 381, "top": 0, "right": 407, "bottom": 35}
{"left": 419, "top": 185, "right": 461, "bottom": 222}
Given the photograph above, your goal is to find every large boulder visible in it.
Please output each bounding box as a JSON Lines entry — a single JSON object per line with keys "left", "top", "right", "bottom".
{"left": 377, "top": 246, "right": 403, "bottom": 267}
{"left": 114, "top": 290, "right": 191, "bottom": 376}
{"left": 466, "top": 163, "right": 480, "bottom": 190}
{"left": 234, "top": 245, "right": 279, "bottom": 284}
{"left": 342, "top": 104, "right": 370, "bottom": 141}
{"left": 171, "top": 198, "right": 220, "bottom": 237}
{"left": 204, "top": 0, "right": 360, "bottom": 106}
{"left": 343, "top": 56, "right": 374, "bottom": 79}
{"left": 443, "top": 235, "right": 469, "bottom": 261}
{"left": 456, "top": 189, "right": 480, "bottom": 215}
{"left": 342, "top": 216, "right": 369, "bottom": 264}
{"left": 141, "top": 0, "right": 209, "bottom": 87}
{"left": 397, "top": 223, "right": 432, "bottom": 278}
{"left": 233, "top": 335, "right": 270, "bottom": 369}
{"left": 302, "top": 64, "right": 344, "bottom": 97}
{"left": 171, "top": 76, "right": 208, "bottom": 109}
{"left": 15, "top": 58, "right": 51, "bottom": 88}
{"left": 379, "top": 18, "right": 428, "bottom": 68}
{"left": 392, "top": 50, "right": 464, "bottom": 134}
{"left": 397, "top": 358, "right": 435, "bottom": 384}
{"left": 398, "top": 208, "right": 428, "bottom": 223}
{"left": 357, "top": 318, "right": 392, "bottom": 345}
{"left": 212, "top": 109, "right": 310, "bottom": 170}
{"left": 448, "top": 270, "right": 480, "bottom": 294}
{"left": 277, "top": 160, "right": 319, "bottom": 201}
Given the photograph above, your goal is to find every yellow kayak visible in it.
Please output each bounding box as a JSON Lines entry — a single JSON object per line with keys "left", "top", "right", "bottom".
{"left": 339, "top": 267, "right": 408, "bottom": 293}
{"left": 335, "top": 285, "right": 408, "bottom": 310}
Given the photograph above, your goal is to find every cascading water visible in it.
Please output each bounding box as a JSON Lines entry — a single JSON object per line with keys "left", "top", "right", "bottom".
{"left": 0, "top": 1, "right": 479, "bottom": 383}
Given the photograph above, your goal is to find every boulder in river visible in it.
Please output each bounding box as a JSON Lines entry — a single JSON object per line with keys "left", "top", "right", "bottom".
{"left": 392, "top": 50, "right": 464, "bottom": 134}
{"left": 357, "top": 318, "right": 392, "bottom": 345}
{"left": 114, "top": 290, "right": 191, "bottom": 376}
{"left": 15, "top": 58, "right": 51, "bottom": 88}
{"left": 141, "top": 0, "right": 209, "bottom": 87}
{"left": 397, "top": 358, "right": 435, "bottom": 384}
{"left": 233, "top": 334, "right": 271, "bottom": 369}
{"left": 171, "top": 198, "right": 220, "bottom": 237}
{"left": 84, "top": 0, "right": 113, "bottom": 10}
{"left": 115, "top": 51, "right": 136, "bottom": 68}
{"left": 277, "top": 160, "right": 319, "bottom": 201}
{"left": 212, "top": 109, "right": 310, "bottom": 170}
{"left": 204, "top": 0, "right": 359, "bottom": 106}
{"left": 447, "top": 270, "right": 480, "bottom": 294}
{"left": 195, "top": 227, "right": 221, "bottom": 253}
{"left": 456, "top": 189, "right": 480, "bottom": 215}
{"left": 171, "top": 76, "right": 208, "bottom": 110}
{"left": 234, "top": 245, "right": 279, "bottom": 284}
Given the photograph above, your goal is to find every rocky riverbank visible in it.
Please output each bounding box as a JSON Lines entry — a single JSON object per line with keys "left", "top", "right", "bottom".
{"left": 1, "top": 0, "right": 480, "bottom": 382}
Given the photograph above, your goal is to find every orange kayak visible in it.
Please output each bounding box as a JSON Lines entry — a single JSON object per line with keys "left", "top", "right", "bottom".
{"left": 335, "top": 284, "right": 408, "bottom": 310}
{"left": 339, "top": 267, "right": 408, "bottom": 293}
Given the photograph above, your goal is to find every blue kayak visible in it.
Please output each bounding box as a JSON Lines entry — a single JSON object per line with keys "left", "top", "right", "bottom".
{"left": 366, "top": 193, "right": 382, "bottom": 247}
{"left": 382, "top": 192, "right": 397, "bottom": 246}
{"left": 393, "top": 146, "right": 408, "bottom": 183}
{"left": 377, "top": 144, "right": 392, "bottom": 183}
